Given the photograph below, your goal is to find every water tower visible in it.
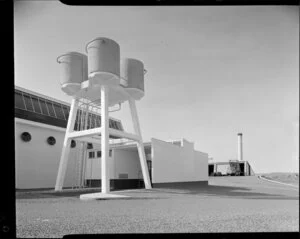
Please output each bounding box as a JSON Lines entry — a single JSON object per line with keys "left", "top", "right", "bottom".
{"left": 54, "top": 37, "right": 152, "bottom": 194}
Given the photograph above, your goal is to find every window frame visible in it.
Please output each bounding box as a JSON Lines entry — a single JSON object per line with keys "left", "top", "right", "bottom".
{"left": 88, "top": 151, "right": 95, "bottom": 159}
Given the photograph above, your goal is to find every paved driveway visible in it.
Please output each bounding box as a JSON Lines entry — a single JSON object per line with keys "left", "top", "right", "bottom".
{"left": 16, "top": 176, "right": 299, "bottom": 237}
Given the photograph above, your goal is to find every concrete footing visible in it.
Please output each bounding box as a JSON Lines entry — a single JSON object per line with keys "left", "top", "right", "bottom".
{"left": 80, "top": 192, "right": 130, "bottom": 200}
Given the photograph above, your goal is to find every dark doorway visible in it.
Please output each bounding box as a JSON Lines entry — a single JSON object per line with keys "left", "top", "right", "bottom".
{"left": 208, "top": 165, "right": 214, "bottom": 176}
{"left": 239, "top": 163, "right": 245, "bottom": 176}
{"left": 147, "top": 160, "right": 152, "bottom": 182}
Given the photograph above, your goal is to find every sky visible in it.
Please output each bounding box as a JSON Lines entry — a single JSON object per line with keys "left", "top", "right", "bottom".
{"left": 14, "top": 1, "right": 299, "bottom": 173}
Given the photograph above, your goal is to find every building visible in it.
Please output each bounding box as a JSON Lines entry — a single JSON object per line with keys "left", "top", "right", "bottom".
{"left": 208, "top": 160, "right": 255, "bottom": 176}
{"left": 15, "top": 86, "right": 208, "bottom": 190}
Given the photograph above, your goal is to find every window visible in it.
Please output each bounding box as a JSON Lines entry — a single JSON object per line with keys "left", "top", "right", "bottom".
{"left": 53, "top": 103, "right": 65, "bottom": 119}
{"left": 75, "top": 110, "right": 83, "bottom": 130}
{"left": 87, "top": 113, "right": 93, "bottom": 129}
{"left": 38, "top": 99, "right": 49, "bottom": 115}
{"left": 116, "top": 121, "right": 123, "bottom": 131}
{"left": 47, "top": 136, "right": 56, "bottom": 145}
{"left": 87, "top": 143, "right": 93, "bottom": 149}
{"left": 89, "top": 151, "right": 95, "bottom": 158}
{"left": 90, "top": 114, "right": 96, "bottom": 128}
{"left": 20, "top": 132, "right": 31, "bottom": 142}
{"left": 23, "top": 94, "right": 34, "bottom": 111}
{"left": 15, "top": 91, "right": 26, "bottom": 109}
{"left": 111, "top": 120, "right": 117, "bottom": 130}
{"left": 31, "top": 97, "right": 42, "bottom": 114}
{"left": 95, "top": 116, "right": 101, "bottom": 127}
{"left": 62, "top": 106, "right": 69, "bottom": 120}
{"left": 97, "top": 151, "right": 101, "bottom": 158}
{"left": 71, "top": 140, "right": 76, "bottom": 148}
{"left": 45, "top": 101, "right": 56, "bottom": 117}
{"left": 109, "top": 150, "right": 112, "bottom": 157}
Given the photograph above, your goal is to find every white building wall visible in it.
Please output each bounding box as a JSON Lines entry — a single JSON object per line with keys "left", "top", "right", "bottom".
{"left": 194, "top": 151, "right": 209, "bottom": 181}
{"left": 15, "top": 119, "right": 80, "bottom": 189}
{"left": 84, "top": 144, "right": 114, "bottom": 180}
{"left": 84, "top": 147, "right": 142, "bottom": 180}
{"left": 16, "top": 117, "right": 209, "bottom": 188}
{"left": 151, "top": 138, "right": 208, "bottom": 183}
{"left": 113, "top": 148, "right": 142, "bottom": 179}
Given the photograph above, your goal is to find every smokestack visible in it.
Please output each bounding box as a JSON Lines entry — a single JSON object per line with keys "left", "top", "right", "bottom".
{"left": 237, "top": 133, "right": 243, "bottom": 161}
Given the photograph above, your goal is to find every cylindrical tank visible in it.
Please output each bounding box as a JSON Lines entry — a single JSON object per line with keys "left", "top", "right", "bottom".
{"left": 57, "top": 52, "right": 88, "bottom": 96}
{"left": 85, "top": 37, "right": 120, "bottom": 86}
{"left": 120, "top": 58, "right": 145, "bottom": 100}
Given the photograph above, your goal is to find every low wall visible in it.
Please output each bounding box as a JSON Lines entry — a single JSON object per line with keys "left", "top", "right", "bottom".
{"left": 151, "top": 138, "right": 208, "bottom": 184}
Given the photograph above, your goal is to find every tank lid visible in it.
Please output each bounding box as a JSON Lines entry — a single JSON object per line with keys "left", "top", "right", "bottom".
{"left": 57, "top": 52, "right": 86, "bottom": 63}
{"left": 85, "top": 37, "right": 119, "bottom": 53}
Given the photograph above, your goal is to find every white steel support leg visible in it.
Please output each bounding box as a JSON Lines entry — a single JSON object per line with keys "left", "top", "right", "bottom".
{"left": 55, "top": 98, "right": 79, "bottom": 191}
{"left": 78, "top": 142, "right": 85, "bottom": 187}
{"left": 101, "top": 85, "right": 110, "bottom": 193}
{"left": 129, "top": 98, "right": 152, "bottom": 189}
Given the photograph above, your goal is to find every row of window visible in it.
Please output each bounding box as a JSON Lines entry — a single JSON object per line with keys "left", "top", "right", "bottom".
{"left": 15, "top": 89, "right": 123, "bottom": 131}
{"left": 19, "top": 132, "right": 76, "bottom": 148}
{"left": 88, "top": 150, "right": 112, "bottom": 159}
{"left": 15, "top": 90, "right": 69, "bottom": 120}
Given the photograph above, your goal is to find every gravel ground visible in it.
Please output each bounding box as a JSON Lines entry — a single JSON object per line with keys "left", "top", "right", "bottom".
{"left": 16, "top": 176, "right": 299, "bottom": 237}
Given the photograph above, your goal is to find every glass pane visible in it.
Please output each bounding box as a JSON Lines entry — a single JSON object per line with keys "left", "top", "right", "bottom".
{"left": 88, "top": 151, "right": 95, "bottom": 158}
{"left": 63, "top": 106, "right": 69, "bottom": 120}
{"left": 15, "top": 92, "right": 26, "bottom": 109}
{"left": 87, "top": 113, "right": 93, "bottom": 129}
{"left": 39, "top": 99, "right": 49, "bottom": 115}
{"left": 90, "top": 114, "right": 95, "bottom": 128}
{"left": 110, "top": 120, "right": 115, "bottom": 129}
{"left": 96, "top": 115, "right": 101, "bottom": 127}
{"left": 23, "top": 94, "right": 34, "bottom": 111}
{"left": 45, "top": 101, "right": 56, "bottom": 117}
{"left": 53, "top": 103, "right": 65, "bottom": 119}
{"left": 75, "top": 110, "right": 82, "bottom": 130}
{"left": 116, "top": 121, "right": 123, "bottom": 131}
{"left": 97, "top": 151, "right": 101, "bottom": 158}
{"left": 113, "top": 121, "right": 118, "bottom": 130}
{"left": 31, "top": 97, "right": 42, "bottom": 114}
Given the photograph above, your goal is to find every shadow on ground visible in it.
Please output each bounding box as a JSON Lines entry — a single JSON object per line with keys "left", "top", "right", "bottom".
{"left": 149, "top": 183, "right": 299, "bottom": 200}
{"left": 16, "top": 188, "right": 103, "bottom": 199}
{"left": 16, "top": 188, "right": 160, "bottom": 200}
{"left": 16, "top": 184, "right": 299, "bottom": 200}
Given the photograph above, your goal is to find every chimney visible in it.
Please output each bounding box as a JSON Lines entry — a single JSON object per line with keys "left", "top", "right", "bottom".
{"left": 237, "top": 133, "right": 243, "bottom": 161}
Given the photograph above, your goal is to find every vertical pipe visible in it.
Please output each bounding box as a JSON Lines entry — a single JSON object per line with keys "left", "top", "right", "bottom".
{"left": 101, "top": 85, "right": 110, "bottom": 193}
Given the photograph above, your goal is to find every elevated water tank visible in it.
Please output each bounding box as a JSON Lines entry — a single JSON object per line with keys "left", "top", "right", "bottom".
{"left": 120, "top": 58, "right": 145, "bottom": 100}
{"left": 57, "top": 52, "right": 88, "bottom": 96}
{"left": 86, "top": 37, "right": 120, "bottom": 86}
